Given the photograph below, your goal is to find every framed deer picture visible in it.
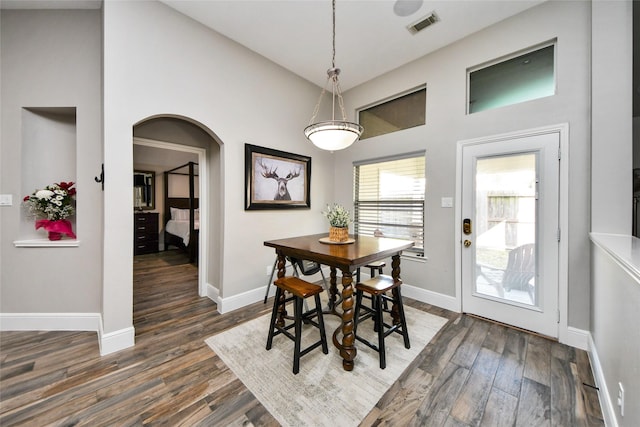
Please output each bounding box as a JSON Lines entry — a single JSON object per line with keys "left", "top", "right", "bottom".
{"left": 244, "top": 144, "right": 311, "bottom": 210}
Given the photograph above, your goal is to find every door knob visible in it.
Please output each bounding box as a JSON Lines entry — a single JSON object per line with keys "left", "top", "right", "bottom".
{"left": 463, "top": 240, "right": 472, "bottom": 247}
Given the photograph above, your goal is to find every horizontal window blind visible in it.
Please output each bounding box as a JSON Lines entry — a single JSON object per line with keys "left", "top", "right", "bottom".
{"left": 354, "top": 154, "right": 425, "bottom": 251}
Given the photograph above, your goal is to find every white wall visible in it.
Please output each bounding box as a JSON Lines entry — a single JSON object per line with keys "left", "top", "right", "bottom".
{"left": 591, "top": 236, "right": 639, "bottom": 427}
{"left": 589, "top": 2, "right": 637, "bottom": 425}
{"left": 0, "top": 10, "right": 103, "bottom": 315}
{"left": 102, "top": 1, "right": 336, "bottom": 338}
{"left": 336, "top": 1, "right": 592, "bottom": 328}
{"left": 591, "top": 1, "right": 633, "bottom": 233}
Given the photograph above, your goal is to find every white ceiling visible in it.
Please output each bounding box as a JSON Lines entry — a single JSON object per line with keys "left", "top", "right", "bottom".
{"left": 134, "top": 144, "right": 198, "bottom": 169}
{"left": 159, "top": 0, "right": 545, "bottom": 90}
{"left": 1, "top": 0, "right": 545, "bottom": 90}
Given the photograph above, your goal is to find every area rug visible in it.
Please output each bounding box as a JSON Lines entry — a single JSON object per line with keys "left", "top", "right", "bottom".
{"left": 205, "top": 305, "right": 448, "bottom": 427}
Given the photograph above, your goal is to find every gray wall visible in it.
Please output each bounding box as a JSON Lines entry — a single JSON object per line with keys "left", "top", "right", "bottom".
{"left": 0, "top": 10, "right": 103, "bottom": 314}
{"left": 337, "top": 0, "right": 592, "bottom": 329}
{"left": 101, "top": 0, "right": 336, "bottom": 335}
{"left": 1, "top": 3, "right": 635, "bottom": 392}
{"left": 592, "top": 239, "right": 639, "bottom": 427}
{"left": 590, "top": 1, "right": 637, "bottom": 425}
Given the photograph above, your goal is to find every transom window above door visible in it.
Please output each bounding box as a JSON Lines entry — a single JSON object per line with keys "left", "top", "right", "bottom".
{"left": 468, "top": 42, "right": 556, "bottom": 114}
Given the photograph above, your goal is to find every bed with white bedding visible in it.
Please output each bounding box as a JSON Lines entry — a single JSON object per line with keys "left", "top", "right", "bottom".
{"left": 163, "top": 160, "right": 199, "bottom": 262}
{"left": 165, "top": 217, "right": 200, "bottom": 246}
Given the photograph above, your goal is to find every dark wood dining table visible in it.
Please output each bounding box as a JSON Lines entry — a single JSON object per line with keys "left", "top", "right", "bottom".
{"left": 264, "top": 233, "right": 414, "bottom": 371}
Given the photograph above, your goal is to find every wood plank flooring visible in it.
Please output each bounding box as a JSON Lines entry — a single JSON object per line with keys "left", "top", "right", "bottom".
{"left": 0, "top": 250, "right": 604, "bottom": 426}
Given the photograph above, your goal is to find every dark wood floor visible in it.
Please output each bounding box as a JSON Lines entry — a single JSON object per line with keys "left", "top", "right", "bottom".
{"left": 0, "top": 250, "right": 604, "bottom": 426}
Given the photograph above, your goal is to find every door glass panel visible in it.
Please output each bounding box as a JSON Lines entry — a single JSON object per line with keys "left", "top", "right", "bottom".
{"left": 474, "top": 153, "right": 537, "bottom": 306}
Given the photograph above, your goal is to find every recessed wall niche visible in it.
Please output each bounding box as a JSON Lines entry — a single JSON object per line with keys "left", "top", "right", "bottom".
{"left": 20, "top": 107, "right": 77, "bottom": 241}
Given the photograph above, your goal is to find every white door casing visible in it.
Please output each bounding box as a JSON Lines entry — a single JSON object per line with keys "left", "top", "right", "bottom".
{"left": 456, "top": 124, "right": 568, "bottom": 339}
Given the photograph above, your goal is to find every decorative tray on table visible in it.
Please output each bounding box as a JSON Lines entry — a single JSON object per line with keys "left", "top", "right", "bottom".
{"left": 318, "top": 237, "right": 356, "bottom": 245}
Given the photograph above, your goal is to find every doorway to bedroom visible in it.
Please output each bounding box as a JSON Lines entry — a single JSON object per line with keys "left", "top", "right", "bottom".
{"left": 132, "top": 116, "right": 222, "bottom": 324}
{"left": 133, "top": 140, "right": 200, "bottom": 256}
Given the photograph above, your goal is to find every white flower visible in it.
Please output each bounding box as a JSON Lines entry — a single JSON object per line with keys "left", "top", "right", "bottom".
{"left": 56, "top": 195, "right": 63, "bottom": 201}
{"left": 35, "top": 190, "right": 54, "bottom": 199}
{"left": 323, "top": 203, "right": 352, "bottom": 228}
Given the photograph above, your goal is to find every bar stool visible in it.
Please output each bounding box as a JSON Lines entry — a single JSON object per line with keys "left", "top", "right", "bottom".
{"left": 353, "top": 274, "right": 410, "bottom": 369}
{"left": 266, "top": 276, "right": 328, "bottom": 374}
{"left": 357, "top": 261, "right": 388, "bottom": 312}
{"left": 356, "top": 261, "right": 386, "bottom": 282}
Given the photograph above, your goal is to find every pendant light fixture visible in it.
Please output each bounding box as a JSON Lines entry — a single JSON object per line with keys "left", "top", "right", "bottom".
{"left": 304, "top": 0, "right": 363, "bottom": 151}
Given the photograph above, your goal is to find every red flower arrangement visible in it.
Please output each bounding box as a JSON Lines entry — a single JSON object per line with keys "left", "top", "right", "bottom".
{"left": 23, "top": 181, "right": 77, "bottom": 240}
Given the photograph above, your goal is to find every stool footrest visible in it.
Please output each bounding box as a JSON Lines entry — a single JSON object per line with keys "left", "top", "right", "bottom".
{"left": 298, "top": 339, "right": 325, "bottom": 358}
{"left": 355, "top": 334, "right": 380, "bottom": 352}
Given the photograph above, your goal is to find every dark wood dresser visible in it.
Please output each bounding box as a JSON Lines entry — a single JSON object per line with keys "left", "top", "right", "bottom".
{"left": 134, "top": 212, "right": 159, "bottom": 255}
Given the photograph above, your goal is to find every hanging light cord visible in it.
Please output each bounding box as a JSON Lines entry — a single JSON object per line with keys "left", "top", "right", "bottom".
{"left": 307, "top": 0, "right": 349, "bottom": 125}
{"left": 331, "top": 0, "right": 336, "bottom": 70}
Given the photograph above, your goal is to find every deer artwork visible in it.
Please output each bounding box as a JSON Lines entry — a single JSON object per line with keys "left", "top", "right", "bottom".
{"left": 258, "top": 158, "right": 301, "bottom": 200}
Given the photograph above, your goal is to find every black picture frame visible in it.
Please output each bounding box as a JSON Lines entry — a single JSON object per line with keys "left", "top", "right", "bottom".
{"left": 245, "top": 144, "right": 311, "bottom": 210}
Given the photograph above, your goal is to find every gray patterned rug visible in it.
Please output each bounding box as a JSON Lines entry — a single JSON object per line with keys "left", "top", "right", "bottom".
{"left": 205, "top": 304, "right": 448, "bottom": 427}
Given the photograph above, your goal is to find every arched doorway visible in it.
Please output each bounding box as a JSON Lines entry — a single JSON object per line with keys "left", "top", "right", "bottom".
{"left": 132, "top": 115, "right": 222, "bottom": 302}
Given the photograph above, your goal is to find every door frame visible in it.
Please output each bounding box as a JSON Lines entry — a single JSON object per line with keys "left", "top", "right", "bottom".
{"left": 455, "top": 123, "right": 571, "bottom": 344}
{"left": 133, "top": 137, "right": 209, "bottom": 297}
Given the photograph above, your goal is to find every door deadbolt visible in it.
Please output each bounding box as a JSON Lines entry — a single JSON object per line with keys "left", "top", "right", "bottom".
{"left": 463, "top": 218, "right": 472, "bottom": 235}
{"left": 464, "top": 240, "right": 472, "bottom": 247}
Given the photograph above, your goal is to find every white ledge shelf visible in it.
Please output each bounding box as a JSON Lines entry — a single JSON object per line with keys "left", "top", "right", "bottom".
{"left": 590, "top": 233, "right": 640, "bottom": 280}
{"left": 14, "top": 239, "right": 80, "bottom": 248}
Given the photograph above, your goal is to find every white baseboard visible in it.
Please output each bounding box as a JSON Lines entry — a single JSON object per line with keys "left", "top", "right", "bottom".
{"left": 206, "top": 282, "right": 220, "bottom": 306}
{"left": 401, "top": 284, "right": 460, "bottom": 312}
{"left": 0, "top": 312, "right": 135, "bottom": 356}
{"left": 0, "top": 312, "right": 102, "bottom": 331}
{"left": 218, "top": 280, "right": 461, "bottom": 315}
{"left": 217, "top": 286, "right": 269, "bottom": 314}
{"left": 588, "top": 333, "right": 618, "bottom": 427}
{"left": 99, "top": 326, "right": 135, "bottom": 356}
{"left": 562, "top": 326, "right": 590, "bottom": 351}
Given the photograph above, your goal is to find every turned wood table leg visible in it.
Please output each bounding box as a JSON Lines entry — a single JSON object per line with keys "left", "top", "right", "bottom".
{"left": 329, "top": 267, "right": 338, "bottom": 312}
{"left": 340, "top": 269, "right": 357, "bottom": 371}
{"left": 276, "top": 251, "right": 287, "bottom": 328}
{"left": 391, "top": 254, "right": 402, "bottom": 326}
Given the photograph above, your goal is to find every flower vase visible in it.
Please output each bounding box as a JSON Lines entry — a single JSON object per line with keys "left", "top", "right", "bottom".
{"left": 35, "top": 219, "right": 77, "bottom": 240}
{"left": 329, "top": 226, "right": 349, "bottom": 242}
{"left": 48, "top": 231, "right": 63, "bottom": 241}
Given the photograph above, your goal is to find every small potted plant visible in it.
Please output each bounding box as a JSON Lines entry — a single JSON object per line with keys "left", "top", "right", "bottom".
{"left": 323, "top": 203, "right": 352, "bottom": 242}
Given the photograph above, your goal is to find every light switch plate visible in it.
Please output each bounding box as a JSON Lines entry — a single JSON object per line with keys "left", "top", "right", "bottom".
{"left": 0, "top": 194, "right": 13, "bottom": 206}
{"left": 441, "top": 197, "right": 453, "bottom": 208}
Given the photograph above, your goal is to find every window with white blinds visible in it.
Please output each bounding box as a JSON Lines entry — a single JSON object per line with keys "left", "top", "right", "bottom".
{"left": 353, "top": 152, "right": 425, "bottom": 252}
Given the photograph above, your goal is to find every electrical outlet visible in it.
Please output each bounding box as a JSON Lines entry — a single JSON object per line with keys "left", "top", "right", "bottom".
{"left": 617, "top": 382, "right": 625, "bottom": 417}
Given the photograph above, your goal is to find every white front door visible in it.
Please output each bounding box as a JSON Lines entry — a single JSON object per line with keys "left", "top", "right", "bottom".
{"left": 460, "top": 130, "right": 560, "bottom": 338}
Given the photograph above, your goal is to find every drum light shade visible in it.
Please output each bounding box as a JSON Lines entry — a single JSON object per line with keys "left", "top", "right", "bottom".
{"left": 304, "top": 120, "right": 363, "bottom": 151}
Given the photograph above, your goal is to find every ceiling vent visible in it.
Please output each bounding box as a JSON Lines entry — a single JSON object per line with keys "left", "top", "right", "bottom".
{"left": 407, "top": 11, "right": 439, "bottom": 34}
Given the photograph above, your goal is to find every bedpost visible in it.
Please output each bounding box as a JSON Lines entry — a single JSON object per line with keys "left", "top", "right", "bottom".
{"left": 188, "top": 161, "right": 196, "bottom": 263}
{"left": 164, "top": 171, "right": 170, "bottom": 251}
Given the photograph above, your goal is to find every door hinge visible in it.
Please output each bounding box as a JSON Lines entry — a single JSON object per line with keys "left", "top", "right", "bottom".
{"left": 557, "top": 310, "right": 561, "bottom": 323}
{"left": 557, "top": 228, "right": 561, "bottom": 242}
